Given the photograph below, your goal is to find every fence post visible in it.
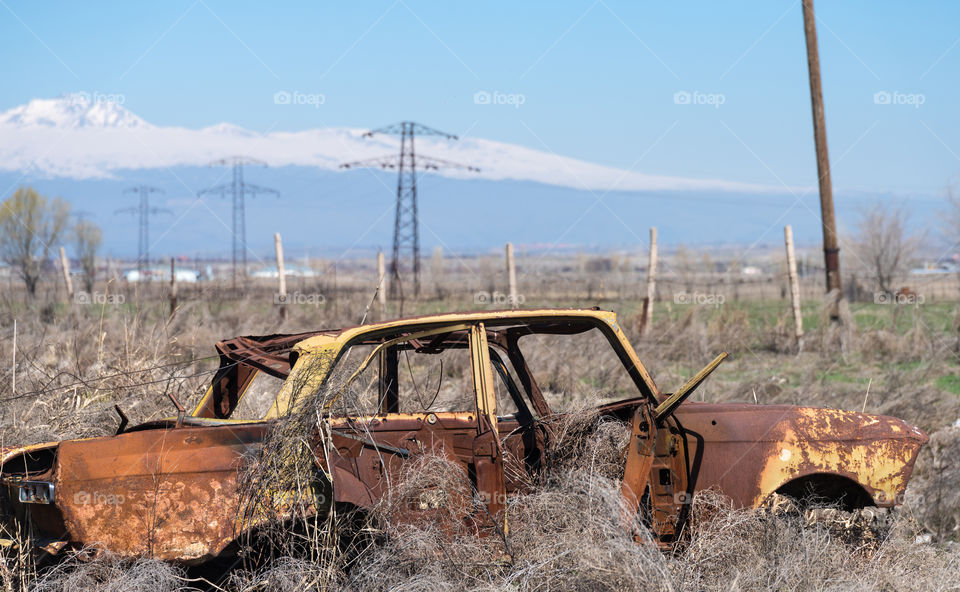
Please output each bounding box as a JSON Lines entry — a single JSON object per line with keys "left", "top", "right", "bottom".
{"left": 377, "top": 250, "right": 387, "bottom": 318}
{"left": 506, "top": 242, "right": 518, "bottom": 309}
{"left": 275, "top": 233, "right": 287, "bottom": 319}
{"left": 59, "top": 246, "right": 74, "bottom": 301}
{"left": 639, "top": 228, "right": 658, "bottom": 336}
{"left": 785, "top": 225, "right": 804, "bottom": 350}
{"left": 169, "top": 257, "right": 178, "bottom": 319}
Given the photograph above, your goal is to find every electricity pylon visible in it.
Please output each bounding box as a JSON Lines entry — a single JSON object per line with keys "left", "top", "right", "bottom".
{"left": 199, "top": 156, "right": 279, "bottom": 287}
{"left": 115, "top": 186, "right": 170, "bottom": 276}
{"left": 341, "top": 122, "right": 479, "bottom": 298}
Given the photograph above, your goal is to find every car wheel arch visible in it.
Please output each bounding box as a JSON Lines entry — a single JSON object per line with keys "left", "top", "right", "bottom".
{"left": 771, "top": 472, "right": 875, "bottom": 511}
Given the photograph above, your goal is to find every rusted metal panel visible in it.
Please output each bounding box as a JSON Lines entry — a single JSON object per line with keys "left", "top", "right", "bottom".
{"left": 621, "top": 403, "right": 657, "bottom": 526}
{"left": 674, "top": 402, "right": 927, "bottom": 508}
{"left": 52, "top": 424, "right": 267, "bottom": 563}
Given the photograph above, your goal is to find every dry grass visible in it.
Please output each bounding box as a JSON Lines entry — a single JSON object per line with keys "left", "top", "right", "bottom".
{"left": 4, "top": 281, "right": 960, "bottom": 590}
{"left": 28, "top": 554, "right": 187, "bottom": 592}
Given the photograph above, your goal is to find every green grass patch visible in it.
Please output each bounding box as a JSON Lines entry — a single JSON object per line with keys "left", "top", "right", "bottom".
{"left": 816, "top": 370, "right": 870, "bottom": 385}
{"left": 936, "top": 374, "right": 960, "bottom": 396}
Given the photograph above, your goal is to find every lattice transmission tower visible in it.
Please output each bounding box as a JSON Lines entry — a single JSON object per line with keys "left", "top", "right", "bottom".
{"left": 341, "top": 122, "right": 478, "bottom": 298}
{"left": 115, "top": 185, "right": 170, "bottom": 275}
{"left": 199, "top": 157, "right": 279, "bottom": 286}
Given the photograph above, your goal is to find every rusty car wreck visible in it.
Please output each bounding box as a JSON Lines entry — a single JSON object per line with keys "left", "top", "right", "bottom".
{"left": 0, "top": 308, "right": 928, "bottom": 563}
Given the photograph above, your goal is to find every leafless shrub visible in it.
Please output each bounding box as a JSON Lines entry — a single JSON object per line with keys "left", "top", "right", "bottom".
{"left": 905, "top": 425, "right": 960, "bottom": 541}
{"left": 537, "top": 407, "right": 630, "bottom": 483}
{"left": 501, "top": 472, "right": 670, "bottom": 592}
{"left": 675, "top": 490, "right": 960, "bottom": 592}
{"left": 28, "top": 552, "right": 187, "bottom": 592}
{"left": 347, "top": 459, "right": 670, "bottom": 592}
{"left": 235, "top": 353, "right": 347, "bottom": 577}
{"left": 224, "top": 557, "right": 334, "bottom": 592}
{"left": 849, "top": 204, "right": 922, "bottom": 296}
{"left": 370, "top": 453, "right": 479, "bottom": 534}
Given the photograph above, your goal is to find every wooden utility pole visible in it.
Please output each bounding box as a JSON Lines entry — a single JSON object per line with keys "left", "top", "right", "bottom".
{"left": 275, "top": 233, "right": 287, "bottom": 319}
{"left": 784, "top": 226, "right": 804, "bottom": 350}
{"left": 169, "top": 258, "right": 178, "bottom": 319}
{"left": 506, "top": 242, "right": 518, "bottom": 309}
{"left": 59, "top": 246, "right": 74, "bottom": 300}
{"left": 802, "top": 0, "right": 842, "bottom": 320}
{"left": 376, "top": 251, "right": 387, "bottom": 318}
{"left": 640, "top": 228, "right": 658, "bottom": 336}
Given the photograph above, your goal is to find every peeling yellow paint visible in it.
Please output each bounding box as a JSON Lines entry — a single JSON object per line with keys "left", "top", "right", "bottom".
{"left": 753, "top": 409, "right": 924, "bottom": 507}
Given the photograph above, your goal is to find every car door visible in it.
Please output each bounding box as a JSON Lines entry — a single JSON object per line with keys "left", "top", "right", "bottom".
{"left": 320, "top": 323, "right": 507, "bottom": 532}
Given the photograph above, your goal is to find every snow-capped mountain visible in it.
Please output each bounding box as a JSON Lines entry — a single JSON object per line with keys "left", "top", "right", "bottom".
{"left": 0, "top": 94, "right": 150, "bottom": 129}
{"left": 0, "top": 94, "right": 788, "bottom": 194}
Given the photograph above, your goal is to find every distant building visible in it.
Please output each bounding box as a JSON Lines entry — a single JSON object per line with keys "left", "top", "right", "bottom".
{"left": 124, "top": 268, "right": 200, "bottom": 283}
{"left": 250, "top": 265, "right": 318, "bottom": 279}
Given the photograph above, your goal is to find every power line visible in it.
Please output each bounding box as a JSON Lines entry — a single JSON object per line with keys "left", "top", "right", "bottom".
{"left": 115, "top": 186, "right": 171, "bottom": 275}
{"left": 199, "top": 156, "right": 280, "bottom": 287}
{"left": 341, "top": 121, "right": 479, "bottom": 299}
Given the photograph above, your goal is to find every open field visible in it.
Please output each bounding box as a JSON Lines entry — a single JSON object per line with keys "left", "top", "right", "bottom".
{"left": 3, "top": 268, "right": 960, "bottom": 591}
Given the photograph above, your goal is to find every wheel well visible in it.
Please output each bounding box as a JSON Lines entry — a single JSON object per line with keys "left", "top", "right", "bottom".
{"left": 775, "top": 474, "right": 874, "bottom": 511}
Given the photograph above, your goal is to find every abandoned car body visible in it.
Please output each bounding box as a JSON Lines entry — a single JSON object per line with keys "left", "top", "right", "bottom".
{"left": 0, "top": 309, "right": 928, "bottom": 562}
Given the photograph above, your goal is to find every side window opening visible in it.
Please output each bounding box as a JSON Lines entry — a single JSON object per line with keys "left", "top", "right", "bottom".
{"left": 323, "top": 344, "right": 381, "bottom": 416}
{"left": 297, "top": 327, "right": 540, "bottom": 420}
{"left": 231, "top": 368, "right": 284, "bottom": 419}
{"left": 312, "top": 335, "right": 479, "bottom": 417}
{"left": 398, "top": 345, "right": 474, "bottom": 413}
{"left": 489, "top": 348, "right": 522, "bottom": 420}
{"left": 516, "top": 326, "right": 639, "bottom": 412}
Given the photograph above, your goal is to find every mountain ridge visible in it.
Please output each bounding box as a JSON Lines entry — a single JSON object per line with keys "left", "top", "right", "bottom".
{"left": 0, "top": 94, "right": 794, "bottom": 195}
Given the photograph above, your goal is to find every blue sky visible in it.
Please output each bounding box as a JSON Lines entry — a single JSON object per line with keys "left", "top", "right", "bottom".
{"left": 1, "top": 0, "right": 958, "bottom": 197}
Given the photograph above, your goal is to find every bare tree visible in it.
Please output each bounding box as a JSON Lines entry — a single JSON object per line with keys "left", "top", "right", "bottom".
{"left": 0, "top": 187, "right": 71, "bottom": 295}
{"left": 850, "top": 204, "right": 921, "bottom": 296}
{"left": 73, "top": 219, "right": 102, "bottom": 293}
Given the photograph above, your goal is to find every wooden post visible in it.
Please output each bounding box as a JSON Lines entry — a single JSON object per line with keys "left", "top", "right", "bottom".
{"left": 802, "top": 0, "right": 843, "bottom": 320}
{"left": 506, "top": 242, "right": 518, "bottom": 309}
{"left": 169, "top": 257, "right": 178, "bottom": 318}
{"left": 59, "top": 246, "right": 74, "bottom": 301}
{"left": 11, "top": 319, "right": 15, "bottom": 396}
{"left": 377, "top": 250, "right": 387, "bottom": 318}
{"left": 332, "top": 263, "right": 338, "bottom": 317}
{"left": 640, "top": 228, "right": 658, "bottom": 336}
{"left": 274, "top": 233, "right": 287, "bottom": 319}
{"left": 784, "top": 225, "right": 804, "bottom": 350}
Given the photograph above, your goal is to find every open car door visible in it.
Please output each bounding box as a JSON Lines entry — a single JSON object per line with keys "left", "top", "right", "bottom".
{"left": 620, "top": 353, "right": 727, "bottom": 546}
